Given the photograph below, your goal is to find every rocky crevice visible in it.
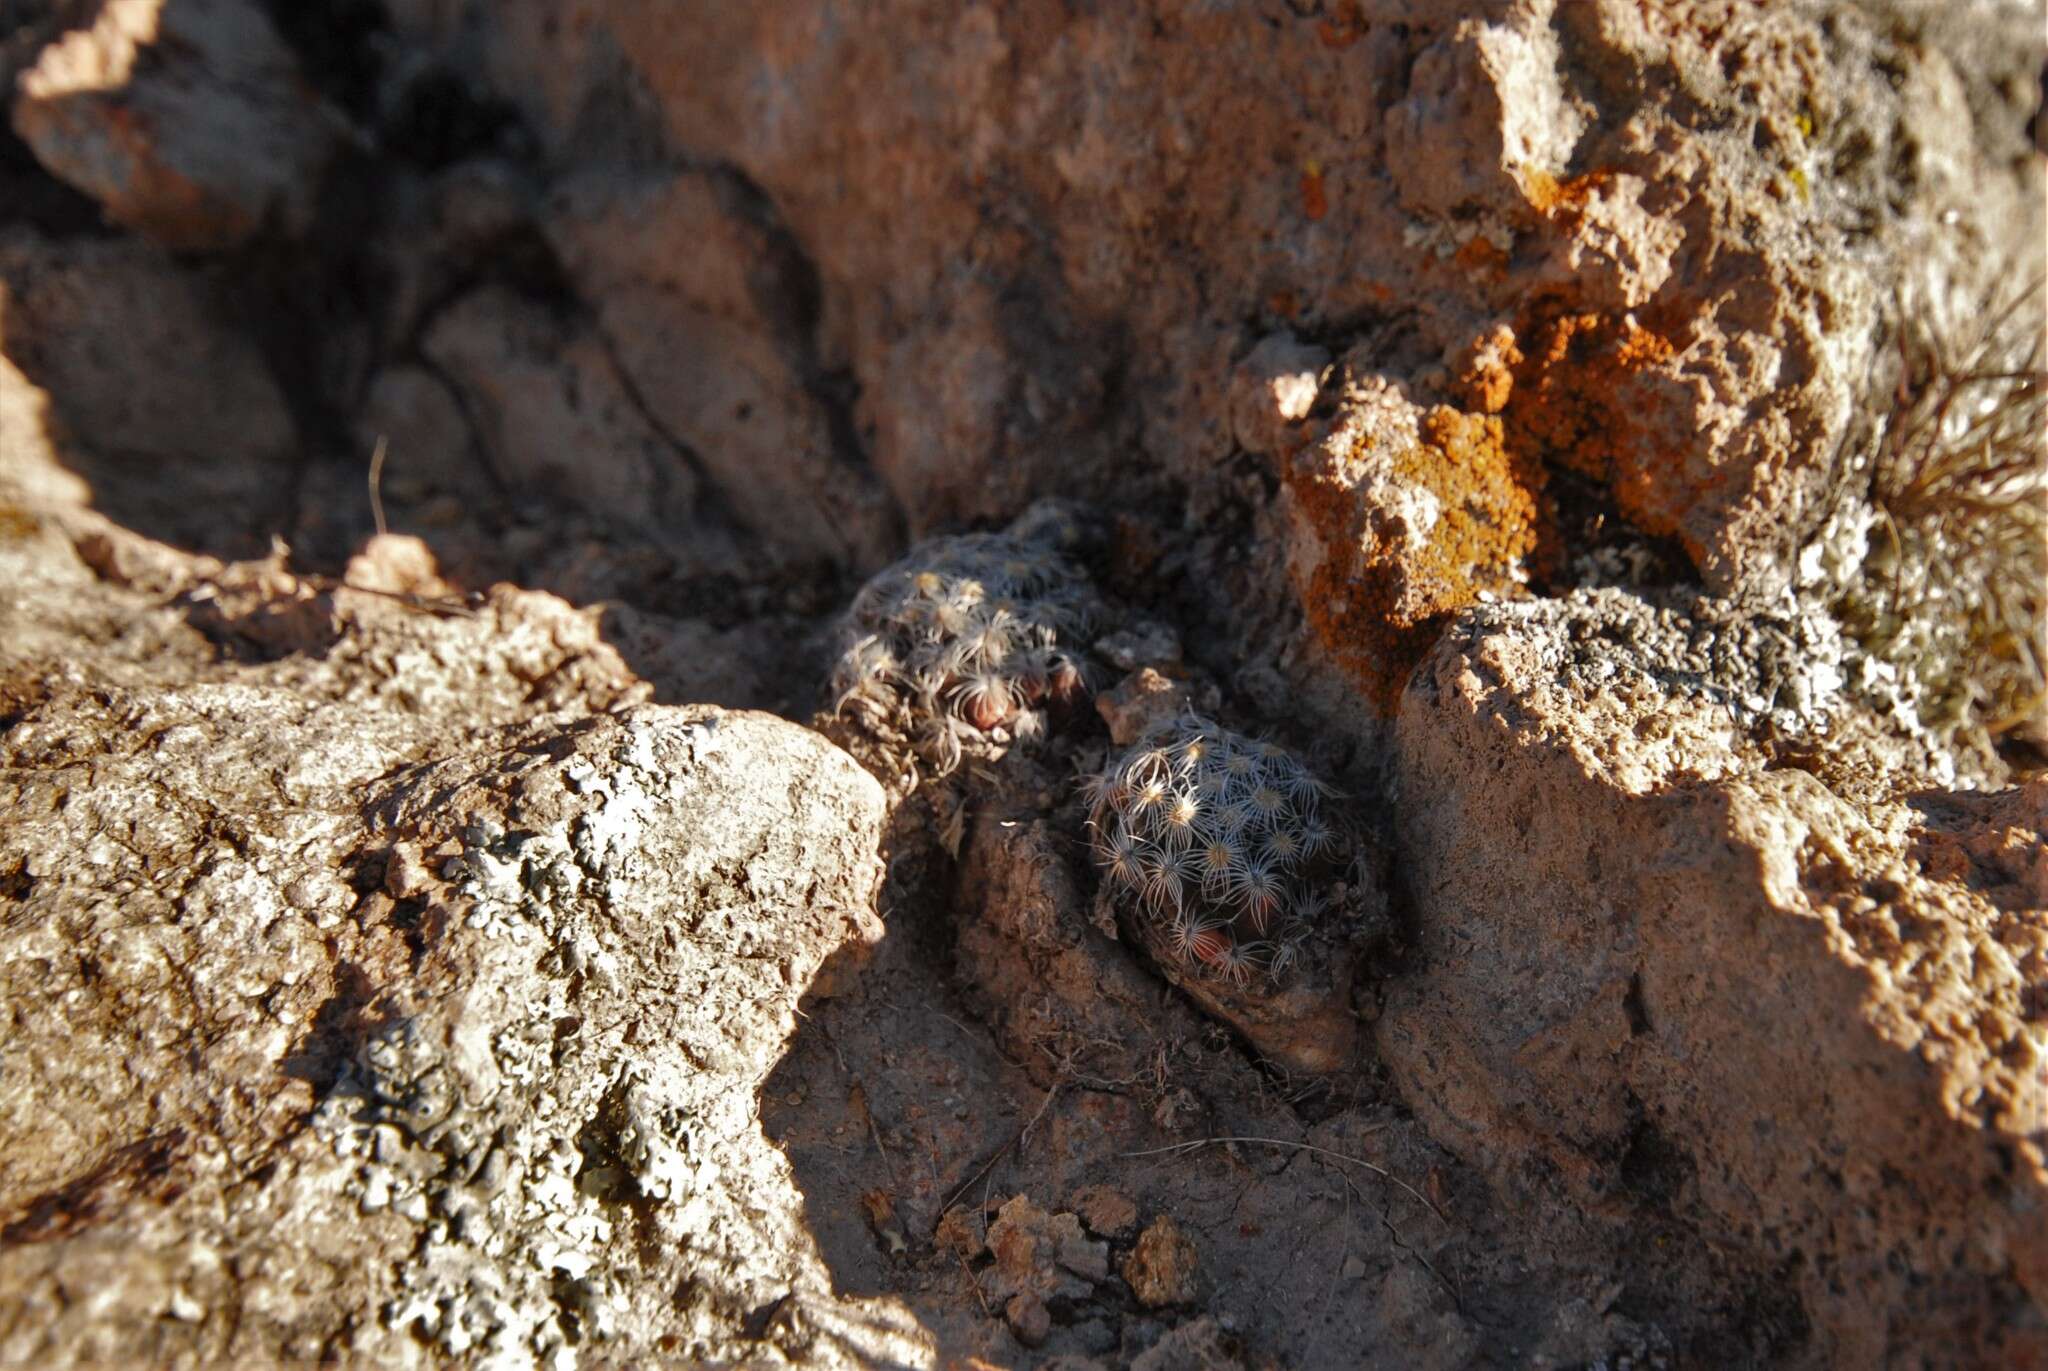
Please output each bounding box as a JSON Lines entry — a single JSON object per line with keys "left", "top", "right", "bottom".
{"left": 0, "top": 2, "right": 2041, "bottom": 1368}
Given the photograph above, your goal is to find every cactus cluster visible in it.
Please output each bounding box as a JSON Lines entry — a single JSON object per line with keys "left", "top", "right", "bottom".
{"left": 830, "top": 519, "right": 1099, "bottom": 779}
{"left": 1086, "top": 713, "right": 1340, "bottom": 985}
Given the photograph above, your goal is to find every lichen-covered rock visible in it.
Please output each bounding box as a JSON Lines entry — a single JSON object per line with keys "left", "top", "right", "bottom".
{"left": 2, "top": 1, "right": 2042, "bottom": 1365}
{"left": 1275, "top": 360, "right": 1548, "bottom": 708}
{"left": 11, "top": 0, "right": 341, "bottom": 250}
{"left": 1381, "top": 593, "right": 2048, "bottom": 1368}
{"left": 0, "top": 694, "right": 929, "bottom": 1369}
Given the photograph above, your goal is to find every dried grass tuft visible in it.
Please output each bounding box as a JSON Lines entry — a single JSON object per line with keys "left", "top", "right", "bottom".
{"left": 1840, "top": 272, "right": 2047, "bottom": 752}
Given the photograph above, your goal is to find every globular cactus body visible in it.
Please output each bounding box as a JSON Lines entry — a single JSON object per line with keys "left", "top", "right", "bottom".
{"left": 830, "top": 514, "right": 1100, "bottom": 780}
{"left": 1087, "top": 713, "right": 1340, "bottom": 984}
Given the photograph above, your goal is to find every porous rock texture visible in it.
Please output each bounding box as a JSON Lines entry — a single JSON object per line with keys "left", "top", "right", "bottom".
{"left": 1383, "top": 593, "right": 2047, "bottom": 1368}
{"left": 1, "top": 0, "right": 2044, "bottom": 1366}
{"left": 0, "top": 671, "right": 918, "bottom": 1365}
{"left": 384, "top": 0, "right": 2035, "bottom": 619}
{"left": 2, "top": 380, "right": 920, "bottom": 1367}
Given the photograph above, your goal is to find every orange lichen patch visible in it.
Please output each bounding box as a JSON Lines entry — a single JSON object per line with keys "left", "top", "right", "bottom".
{"left": 1283, "top": 406, "right": 1549, "bottom": 712}
{"left": 1451, "top": 234, "right": 1509, "bottom": 278}
{"left": 1520, "top": 168, "right": 1615, "bottom": 220}
{"left": 1454, "top": 324, "right": 1524, "bottom": 416}
{"left": 1503, "top": 301, "right": 1684, "bottom": 541}
{"left": 1300, "top": 164, "right": 1328, "bottom": 222}
{"left": 1400, "top": 408, "right": 1548, "bottom": 602}
{"left": 1317, "top": 1, "right": 1366, "bottom": 49}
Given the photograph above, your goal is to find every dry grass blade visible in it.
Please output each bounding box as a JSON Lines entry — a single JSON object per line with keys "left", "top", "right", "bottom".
{"left": 1121, "top": 1132, "right": 1445, "bottom": 1224}
{"left": 1838, "top": 270, "right": 2048, "bottom": 750}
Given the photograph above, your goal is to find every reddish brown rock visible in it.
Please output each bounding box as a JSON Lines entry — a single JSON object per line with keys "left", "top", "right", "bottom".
{"left": 1381, "top": 592, "right": 2048, "bottom": 1368}
{"left": 383, "top": 0, "right": 2037, "bottom": 606}
{"left": 543, "top": 167, "right": 900, "bottom": 570}
{"left": 980, "top": 1195, "right": 1107, "bottom": 1313}
{"left": 0, "top": 230, "right": 298, "bottom": 554}
{"left": 1121, "top": 1215, "right": 1200, "bottom": 1309}
{"left": 12, "top": 0, "right": 340, "bottom": 250}
{"left": 420, "top": 286, "right": 699, "bottom": 534}
{"left": 1095, "top": 667, "right": 1196, "bottom": 747}
{"left": 1068, "top": 1184, "right": 1138, "bottom": 1241}
{"left": 1004, "top": 1292, "right": 1050, "bottom": 1349}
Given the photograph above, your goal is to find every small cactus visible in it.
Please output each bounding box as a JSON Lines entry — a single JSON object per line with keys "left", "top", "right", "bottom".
{"left": 830, "top": 511, "right": 1100, "bottom": 780}
{"left": 1086, "top": 713, "right": 1341, "bottom": 984}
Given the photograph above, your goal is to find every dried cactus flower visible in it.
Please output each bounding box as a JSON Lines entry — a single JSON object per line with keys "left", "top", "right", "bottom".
{"left": 1087, "top": 712, "right": 1342, "bottom": 985}
{"left": 829, "top": 504, "right": 1102, "bottom": 782}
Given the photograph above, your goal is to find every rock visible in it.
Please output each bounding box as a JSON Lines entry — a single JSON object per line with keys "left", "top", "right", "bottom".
{"left": 1092, "top": 621, "right": 1184, "bottom": 674}
{"left": 1095, "top": 667, "right": 1197, "bottom": 747}
{"left": 1069, "top": 1184, "right": 1138, "bottom": 1241}
{"left": 1385, "top": 18, "right": 1582, "bottom": 223}
{"left": 955, "top": 813, "right": 1209, "bottom": 1089}
{"left": 1275, "top": 364, "right": 1544, "bottom": 708}
{"left": 11, "top": 0, "right": 340, "bottom": 250}
{"left": 1004, "top": 1292, "right": 1051, "bottom": 1349}
{"left": 1056, "top": 1223, "right": 1112, "bottom": 1286}
{"left": 420, "top": 286, "right": 700, "bottom": 534}
{"left": 0, "top": 230, "right": 298, "bottom": 555}
{"left": 2, "top": 1, "right": 2043, "bottom": 1364}
{"left": 1373, "top": 1263, "right": 1478, "bottom": 1371}
{"left": 1130, "top": 910, "right": 1369, "bottom": 1080}
{"left": 934, "top": 1205, "right": 985, "bottom": 1260}
{"left": 1228, "top": 333, "right": 1328, "bottom": 457}
{"left": 543, "top": 167, "right": 900, "bottom": 571}
{"left": 1380, "top": 591, "right": 2048, "bottom": 1368}
{"left": 1121, "top": 1216, "right": 1199, "bottom": 1309}
{"left": 1128, "top": 1315, "right": 1243, "bottom": 1371}
{"left": 1524, "top": 1286, "right": 1671, "bottom": 1371}
{"left": 354, "top": 365, "right": 490, "bottom": 510}
{"left": 980, "top": 1195, "right": 1105, "bottom": 1308}
{"left": 385, "top": 0, "right": 2039, "bottom": 610}
{"left": 0, "top": 697, "right": 928, "bottom": 1368}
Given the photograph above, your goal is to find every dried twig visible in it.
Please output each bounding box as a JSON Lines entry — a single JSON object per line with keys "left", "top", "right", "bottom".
{"left": 367, "top": 434, "right": 390, "bottom": 539}
{"left": 1335, "top": 1165, "right": 1463, "bottom": 1310}
{"left": 936, "top": 1074, "right": 1065, "bottom": 1223}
